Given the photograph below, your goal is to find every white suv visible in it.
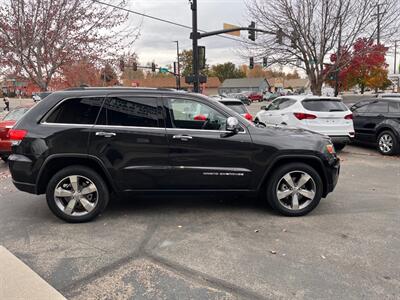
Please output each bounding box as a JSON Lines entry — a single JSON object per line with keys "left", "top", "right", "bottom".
{"left": 255, "top": 96, "right": 355, "bottom": 150}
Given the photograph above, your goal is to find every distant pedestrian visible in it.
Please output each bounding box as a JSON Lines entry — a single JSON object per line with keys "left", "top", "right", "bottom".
{"left": 3, "top": 97, "right": 10, "bottom": 111}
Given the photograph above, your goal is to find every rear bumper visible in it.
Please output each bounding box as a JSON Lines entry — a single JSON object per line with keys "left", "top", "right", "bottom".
{"left": 329, "top": 135, "right": 353, "bottom": 144}
{"left": 8, "top": 154, "right": 39, "bottom": 195}
{"left": 0, "top": 140, "right": 12, "bottom": 155}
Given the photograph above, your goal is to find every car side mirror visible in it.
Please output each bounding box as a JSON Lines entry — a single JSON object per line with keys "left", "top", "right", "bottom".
{"left": 261, "top": 105, "right": 266, "bottom": 110}
{"left": 226, "top": 117, "right": 240, "bottom": 133}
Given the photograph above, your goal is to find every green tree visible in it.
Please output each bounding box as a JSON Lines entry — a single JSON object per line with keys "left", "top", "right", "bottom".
{"left": 211, "top": 62, "right": 246, "bottom": 82}
{"left": 180, "top": 50, "right": 212, "bottom": 77}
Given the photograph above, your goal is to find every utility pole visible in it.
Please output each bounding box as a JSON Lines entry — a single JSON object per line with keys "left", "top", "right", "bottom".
{"left": 334, "top": 16, "right": 342, "bottom": 97}
{"left": 377, "top": 3, "right": 381, "bottom": 44}
{"left": 394, "top": 40, "right": 397, "bottom": 74}
{"left": 173, "top": 40, "right": 181, "bottom": 90}
{"left": 190, "top": 0, "right": 200, "bottom": 93}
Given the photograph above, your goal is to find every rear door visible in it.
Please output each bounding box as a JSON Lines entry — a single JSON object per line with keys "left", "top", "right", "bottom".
{"left": 88, "top": 94, "right": 169, "bottom": 191}
{"left": 301, "top": 99, "right": 353, "bottom": 136}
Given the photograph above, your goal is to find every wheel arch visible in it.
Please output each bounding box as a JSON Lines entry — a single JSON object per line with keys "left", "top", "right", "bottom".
{"left": 376, "top": 121, "right": 400, "bottom": 139}
{"left": 36, "top": 154, "right": 117, "bottom": 195}
{"left": 259, "top": 155, "right": 329, "bottom": 197}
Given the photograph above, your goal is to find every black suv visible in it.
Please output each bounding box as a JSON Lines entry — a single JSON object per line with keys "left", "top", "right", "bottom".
{"left": 8, "top": 88, "right": 340, "bottom": 222}
{"left": 351, "top": 98, "right": 400, "bottom": 155}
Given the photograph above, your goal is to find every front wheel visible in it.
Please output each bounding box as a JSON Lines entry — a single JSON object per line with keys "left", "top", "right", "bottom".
{"left": 46, "top": 166, "right": 109, "bottom": 223}
{"left": 266, "top": 163, "right": 323, "bottom": 216}
{"left": 377, "top": 131, "right": 399, "bottom": 155}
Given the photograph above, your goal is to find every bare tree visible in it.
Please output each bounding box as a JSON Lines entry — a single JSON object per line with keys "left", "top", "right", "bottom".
{"left": 0, "top": 0, "right": 139, "bottom": 91}
{"left": 245, "top": 0, "right": 400, "bottom": 95}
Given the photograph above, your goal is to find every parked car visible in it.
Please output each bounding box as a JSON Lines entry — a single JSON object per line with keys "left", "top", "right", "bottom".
{"left": 350, "top": 98, "right": 400, "bottom": 155}
{"left": 0, "top": 106, "right": 33, "bottom": 161}
{"left": 228, "top": 93, "right": 252, "bottom": 106}
{"left": 377, "top": 93, "right": 400, "bottom": 99}
{"left": 8, "top": 87, "right": 340, "bottom": 222}
{"left": 263, "top": 92, "right": 279, "bottom": 102}
{"left": 255, "top": 96, "right": 354, "bottom": 151}
{"left": 32, "top": 92, "right": 52, "bottom": 102}
{"left": 248, "top": 92, "right": 263, "bottom": 102}
{"left": 214, "top": 97, "right": 253, "bottom": 121}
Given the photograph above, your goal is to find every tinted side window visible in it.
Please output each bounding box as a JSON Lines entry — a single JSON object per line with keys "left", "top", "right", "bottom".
{"left": 367, "top": 101, "right": 388, "bottom": 113}
{"left": 46, "top": 97, "right": 103, "bottom": 124}
{"left": 97, "top": 96, "right": 159, "bottom": 127}
{"left": 267, "top": 99, "right": 283, "bottom": 110}
{"left": 389, "top": 102, "right": 400, "bottom": 113}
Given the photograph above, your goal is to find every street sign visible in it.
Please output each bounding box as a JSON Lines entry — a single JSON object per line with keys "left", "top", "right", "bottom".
{"left": 223, "top": 23, "right": 240, "bottom": 37}
{"left": 159, "top": 67, "right": 169, "bottom": 73}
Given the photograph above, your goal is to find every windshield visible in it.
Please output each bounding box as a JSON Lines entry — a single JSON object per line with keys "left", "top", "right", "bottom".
{"left": 222, "top": 102, "right": 247, "bottom": 114}
{"left": 3, "top": 108, "right": 30, "bottom": 121}
{"left": 302, "top": 99, "right": 347, "bottom": 112}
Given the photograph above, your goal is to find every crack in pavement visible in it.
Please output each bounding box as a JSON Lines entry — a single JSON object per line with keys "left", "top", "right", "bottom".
{"left": 60, "top": 222, "right": 270, "bottom": 300}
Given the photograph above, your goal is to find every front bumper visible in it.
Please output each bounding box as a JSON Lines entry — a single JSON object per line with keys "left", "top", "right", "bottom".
{"left": 325, "top": 157, "right": 340, "bottom": 196}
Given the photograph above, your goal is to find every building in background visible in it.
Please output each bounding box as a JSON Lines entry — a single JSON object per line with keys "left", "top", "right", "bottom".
{"left": 218, "top": 78, "right": 270, "bottom": 94}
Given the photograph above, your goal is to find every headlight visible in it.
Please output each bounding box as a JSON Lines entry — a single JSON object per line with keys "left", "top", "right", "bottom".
{"left": 326, "top": 144, "right": 335, "bottom": 154}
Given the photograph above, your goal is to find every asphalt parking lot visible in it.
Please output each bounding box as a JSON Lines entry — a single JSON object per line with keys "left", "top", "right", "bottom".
{"left": 0, "top": 100, "right": 399, "bottom": 299}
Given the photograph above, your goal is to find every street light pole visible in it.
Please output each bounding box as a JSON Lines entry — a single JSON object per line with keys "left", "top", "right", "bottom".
{"left": 190, "top": 0, "right": 200, "bottom": 93}
{"left": 173, "top": 40, "right": 181, "bottom": 90}
{"left": 394, "top": 40, "right": 397, "bottom": 74}
{"left": 334, "top": 16, "right": 342, "bottom": 97}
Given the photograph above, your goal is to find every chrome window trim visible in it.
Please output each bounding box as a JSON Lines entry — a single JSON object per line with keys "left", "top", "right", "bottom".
{"left": 166, "top": 127, "right": 247, "bottom": 134}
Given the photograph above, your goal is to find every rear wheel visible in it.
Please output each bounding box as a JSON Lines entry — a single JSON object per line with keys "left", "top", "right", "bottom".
{"left": 46, "top": 166, "right": 109, "bottom": 223}
{"left": 266, "top": 163, "right": 323, "bottom": 216}
{"left": 377, "top": 131, "right": 399, "bottom": 155}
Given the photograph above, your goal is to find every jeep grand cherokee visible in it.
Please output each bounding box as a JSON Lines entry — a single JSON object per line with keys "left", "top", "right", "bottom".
{"left": 8, "top": 88, "right": 340, "bottom": 222}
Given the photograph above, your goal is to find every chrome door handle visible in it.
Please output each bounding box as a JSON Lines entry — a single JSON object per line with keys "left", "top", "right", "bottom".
{"left": 95, "top": 131, "right": 116, "bottom": 138}
{"left": 172, "top": 134, "right": 193, "bottom": 141}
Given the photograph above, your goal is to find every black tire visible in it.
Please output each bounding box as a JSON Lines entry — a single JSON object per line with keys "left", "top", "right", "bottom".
{"left": 46, "top": 165, "right": 109, "bottom": 223}
{"left": 0, "top": 154, "right": 9, "bottom": 162}
{"left": 266, "top": 163, "right": 323, "bottom": 216}
{"left": 254, "top": 118, "right": 266, "bottom": 127}
{"left": 377, "top": 131, "right": 399, "bottom": 156}
{"left": 333, "top": 143, "right": 346, "bottom": 152}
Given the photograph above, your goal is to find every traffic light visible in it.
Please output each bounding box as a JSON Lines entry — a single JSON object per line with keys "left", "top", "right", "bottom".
{"left": 133, "top": 62, "right": 138, "bottom": 71}
{"left": 198, "top": 46, "right": 206, "bottom": 70}
{"left": 263, "top": 57, "right": 268, "bottom": 68}
{"left": 248, "top": 21, "right": 256, "bottom": 41}
{"left": 151, "top": 62, "right": 156, "bottom": 72}
{"left": 119, "top": 58, "right": 125, "bottom": 72}
{"left": 276, "top": 28, "right": 284, "bottom": 45}
{"left": 249, "top": 57, "right": 254, "bottom": 69}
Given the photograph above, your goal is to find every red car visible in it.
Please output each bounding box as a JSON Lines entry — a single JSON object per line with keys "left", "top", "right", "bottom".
{"left": 248, "top": 92, "right": 263, "bottom": 102}
{"left": 0, "top": 106, "right": 32, "bottom": 161}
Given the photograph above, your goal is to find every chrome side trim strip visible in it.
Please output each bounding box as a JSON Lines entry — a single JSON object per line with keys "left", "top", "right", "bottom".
{"left": 124, "top": 165, "right": 252, "bottom": 172}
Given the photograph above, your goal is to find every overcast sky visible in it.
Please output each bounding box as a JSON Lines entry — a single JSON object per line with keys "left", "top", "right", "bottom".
{"left": 125, "top": 0, "right": 397, "bottom": 74}
{"left": 127, "top": 0, "right": 248, "bottom": 67}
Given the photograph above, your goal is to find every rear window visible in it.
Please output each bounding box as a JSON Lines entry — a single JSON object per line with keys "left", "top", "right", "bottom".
{"left": 302, "top": 99, "right": 347, "bottom": 112}
{"left": 46, "top": 97, "right": 103, "bottom": 124}
{"left": 222, "top": 102, "right": 247, "bottom": 114}
{"left": 3, "top": 108, "right": 29, "bottom": 121}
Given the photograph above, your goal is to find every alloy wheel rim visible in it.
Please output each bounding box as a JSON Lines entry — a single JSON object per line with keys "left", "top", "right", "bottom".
{"left": 54, "top": 175, "right": 98, "bottom": 217}
{"left": 276, "top": 171, "right": 316, "bottom": 211}
{"left": 379, "top": 134, "right": 393, "bottom": 153}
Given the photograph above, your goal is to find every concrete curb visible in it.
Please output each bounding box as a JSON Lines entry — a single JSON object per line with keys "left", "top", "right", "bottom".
{"left": 0, "top": 246, "right": 66, "bottom": 300}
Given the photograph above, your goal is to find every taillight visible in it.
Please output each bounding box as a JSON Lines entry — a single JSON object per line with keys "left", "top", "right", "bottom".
{"left": 244, "top": 113, "right": 253, "bottom": 121}
{"left": 7, "top": 129, "right": 27, "bottom": 144}
{"left": 293, "top": 112, "right": 317, "bottom": 120}
{"left": 344, "top": 114, "right": 353, "bottom": 120}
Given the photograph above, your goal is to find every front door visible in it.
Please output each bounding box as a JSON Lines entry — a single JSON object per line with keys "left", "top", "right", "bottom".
{"left": 88, "top": 94, "right": 169, "bottom": 192}
{"left": 163, "top": 96, "right": 255, "bottom": 190}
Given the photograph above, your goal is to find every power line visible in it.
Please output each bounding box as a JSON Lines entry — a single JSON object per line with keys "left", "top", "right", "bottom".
{"left": 91, "top": 0, "right": 256, "bottom": 45}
